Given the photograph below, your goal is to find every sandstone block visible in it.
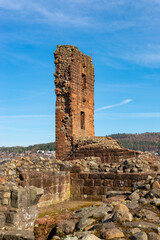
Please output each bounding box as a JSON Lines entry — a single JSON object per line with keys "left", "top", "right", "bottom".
{"left": 5, "top": 212, "right": 19, "bottom": 225}
{"left": 76, "top": 217, "right": 95, "bottom": 230}
{"left": 152, "top": 181, "right": 160, "bottom": 189}
{"left": 81, "top": 234, "right": 101, "bottom": 240}
{"left": 56, "top": 219, "right": 76, "bottom": 234}
{"left": 130, "top": 232, "right": 148, "bottom": 240}
{"left": 29, "top": 186, "right": 44, "bottom": 205}
{"left": 112, "top": 203, "right": 133, "bottom": 222}
{"left": 0, "top": 213, "right": 5, "bottom": 228}
{"left": 104, "top": 228, "right": 124, "bottom": 239}
{"left": 148, "top": 232, "right": 160, "bottom": 240}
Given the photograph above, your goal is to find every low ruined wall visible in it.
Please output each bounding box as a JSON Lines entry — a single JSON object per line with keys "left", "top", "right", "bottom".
{"left": 19, "top": 170, "right": 70, "bottom": 206}
{"left": 67, "top": 146, "right": 139, "bottom": 163}
{"left": 70, "top": 171, "right": 160, "bottom": 201}
{"left": 0, "top": 183, "right": 43, "bottom": 230}
{"left": 0, "top": 151, "right": 158, "bottom": 207}
{"left": 0, "top": 157, "right": 70, "bottom": 206}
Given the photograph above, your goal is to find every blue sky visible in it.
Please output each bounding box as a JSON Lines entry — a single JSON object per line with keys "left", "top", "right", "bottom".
{"left": 0, "top": 0, "right": 160, "bottom": 146}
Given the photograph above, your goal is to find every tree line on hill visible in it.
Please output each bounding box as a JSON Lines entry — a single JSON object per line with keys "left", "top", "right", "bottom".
{"left": 0, "top": 132, "right": 159, "bottom": 155}
{"left": 107, "top": 132, "right": 160, "bottom": 155}
{"left": 0, "top": 142, "right": 55, "bottom": 153}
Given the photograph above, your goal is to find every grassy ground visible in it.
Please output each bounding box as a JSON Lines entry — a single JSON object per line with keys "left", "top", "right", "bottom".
{"left": 38, "top": 200, "right": 101, "bottom": 218}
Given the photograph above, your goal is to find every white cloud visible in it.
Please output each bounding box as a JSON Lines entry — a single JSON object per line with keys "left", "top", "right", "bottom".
{"left": 0, "top": 115, "right": 53, "bottom": 119}
{"left": 95, "top": 112, "right": 160, "bottom": 119}
{"left": 101, "top": 42, "right": 160, "bottom": 68}
{"left": 95, "top": 99, "right": 132, "bottom": 112}
{"left": 0, "top": 125, "right": 50, "bottom": 133}
{"left": 96, "top": 83, "right": 150, "bottom": 92}
{"left": 2, "top": 0, "right": 160, "bottom": 68}
{"left": 122, "top": 50, "right": 160, "bottom": 67}
{"left": 1, "top": 0, "right": 160, "bottom": 33}
{"left": 0, "top": 0, "right": 23, "bottom": 10}
{"left": 0, "top": 0, "right": 91, "bottom": 27}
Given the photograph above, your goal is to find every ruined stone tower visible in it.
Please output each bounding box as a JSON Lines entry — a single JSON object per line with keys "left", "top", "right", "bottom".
{"left": 54, "top": 45, "right": 95, "bottom": 160}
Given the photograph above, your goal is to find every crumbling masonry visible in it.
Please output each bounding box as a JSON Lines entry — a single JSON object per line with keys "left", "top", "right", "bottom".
{"left": 0, "top": 45, "right": 159, "bottom": 240}
{"left": 54, "top": 45, "right": 94, "bottom": 160}
{"left": 53, "top": 45, "right": 160, "bottom": 202}
{"left": 54, "top": 45, "right": 138, "bottom": 163}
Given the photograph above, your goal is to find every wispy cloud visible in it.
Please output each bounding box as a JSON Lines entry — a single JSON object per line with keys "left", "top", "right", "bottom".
{"left": 96, "top": 83, "right": 151, "bottom": 93}
{"left": 121, "top": 49, "right": 160, "bottom": 67}
{"left": 1, "top": 0, "right": 160, "bottom": 44}
{"left": 0, "top": 115, "right": 53, "bottom": 119}
{"left": 99, "top": 42, "right": 160, "bottom": 69}
{"left": 95, "top": 112, "right": 160, "bottom": 119}
{"left": 0, "top": 0, "right": 155, "bottom": 31}
{"left": 0, "top": 0, "right": 91, "bottom": 27}
{"left": 95, "top": 99, "right": 132, "bottom": 112}
{"left": 0, "top": 126, "right": 52, "bottom": 133}
{"left": 0, "top": 0, "right": 22, "bottom": 10}
{"left": 0, "top": 90, "right": 51, "bottom": 104}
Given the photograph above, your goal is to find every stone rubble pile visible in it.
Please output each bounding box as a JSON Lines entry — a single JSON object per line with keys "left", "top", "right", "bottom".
{"left": 63, "top": 152, "right": 160, "bottom": 173}
{"left": 0, "top": 155, "right": 61, "bottom": 183}
{"left": 0, "top": 145, "right": 159, "bottom": 185}
{"left": 38, "top": 175, "right": 160, "bottom": 240}
{"left": 74, "top": 137, "right": 123, "bottom": 150}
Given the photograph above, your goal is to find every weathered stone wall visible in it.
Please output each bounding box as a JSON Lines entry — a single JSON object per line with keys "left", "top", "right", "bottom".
{"left": 67, "top": 146, "right": 139, "bottom": 163}
{"left": 54, "top": 45, "right": 94, "bottom": 160}
{"left": 0, "top": 183, "right": 43, "bottom": 231}
{"left": 0, "top": 150, "right": 158, "bottom": 207}
{"left": 70, "top": 171, "right": 160, "bottom": 201}
{"left": 69, "top": 150, "right": 160, "bottom": 200}
{"left": 0, "top": 157, "right": 70, "bottom": 207}
{"left": 19, "top": 170, "right": 70, "bottom": 207}
{"left": 66, "top": 136, "right": 140, "bottom": 163}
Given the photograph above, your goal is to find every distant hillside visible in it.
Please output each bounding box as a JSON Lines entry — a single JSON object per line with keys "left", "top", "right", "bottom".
{"left": 107, "top": 132, "right": 160, "bottom": 154}
{"left": 1, "top": 132, "right": 160, "bottom": 155}
{"left": 0, "top": 142, "right": 55, "bottom": 153}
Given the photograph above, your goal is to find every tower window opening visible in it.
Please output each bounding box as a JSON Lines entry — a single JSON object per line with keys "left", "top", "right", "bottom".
{"left": 81, "top": 111, "right": 85, "bottom": 130}
{"left": 82, "top": 73, "right": 86, "bottom": 90}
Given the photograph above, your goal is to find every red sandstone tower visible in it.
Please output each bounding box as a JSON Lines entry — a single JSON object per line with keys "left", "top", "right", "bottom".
{"left": 54, "top": 45, "right": 95, "bottom": 160}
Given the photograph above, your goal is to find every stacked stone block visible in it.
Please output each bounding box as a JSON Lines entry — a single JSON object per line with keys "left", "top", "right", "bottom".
{"left": 70, "top": 171, "right": 159, "bottom": 201}
{"left": 0, "top": 183, "right": 43, "bottom": 230}
{"left": 0, "top": 157, "right": 70, "bottom": 207}
{"left": 67, "top": 145, "right": 139, "bottom": 163}
{"left": 19, "top": 170, "right": 70, "bottom": 206}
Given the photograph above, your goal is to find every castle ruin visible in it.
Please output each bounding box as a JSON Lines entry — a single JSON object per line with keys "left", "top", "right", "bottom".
{"left": 54, "top": 45, "right": 139, "bottom": 163}
{"left": 0, "top": 45, "right": 159, "bottom": 240}
{"left": 54, "top": 45, "right": 94, "bottom": 160}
